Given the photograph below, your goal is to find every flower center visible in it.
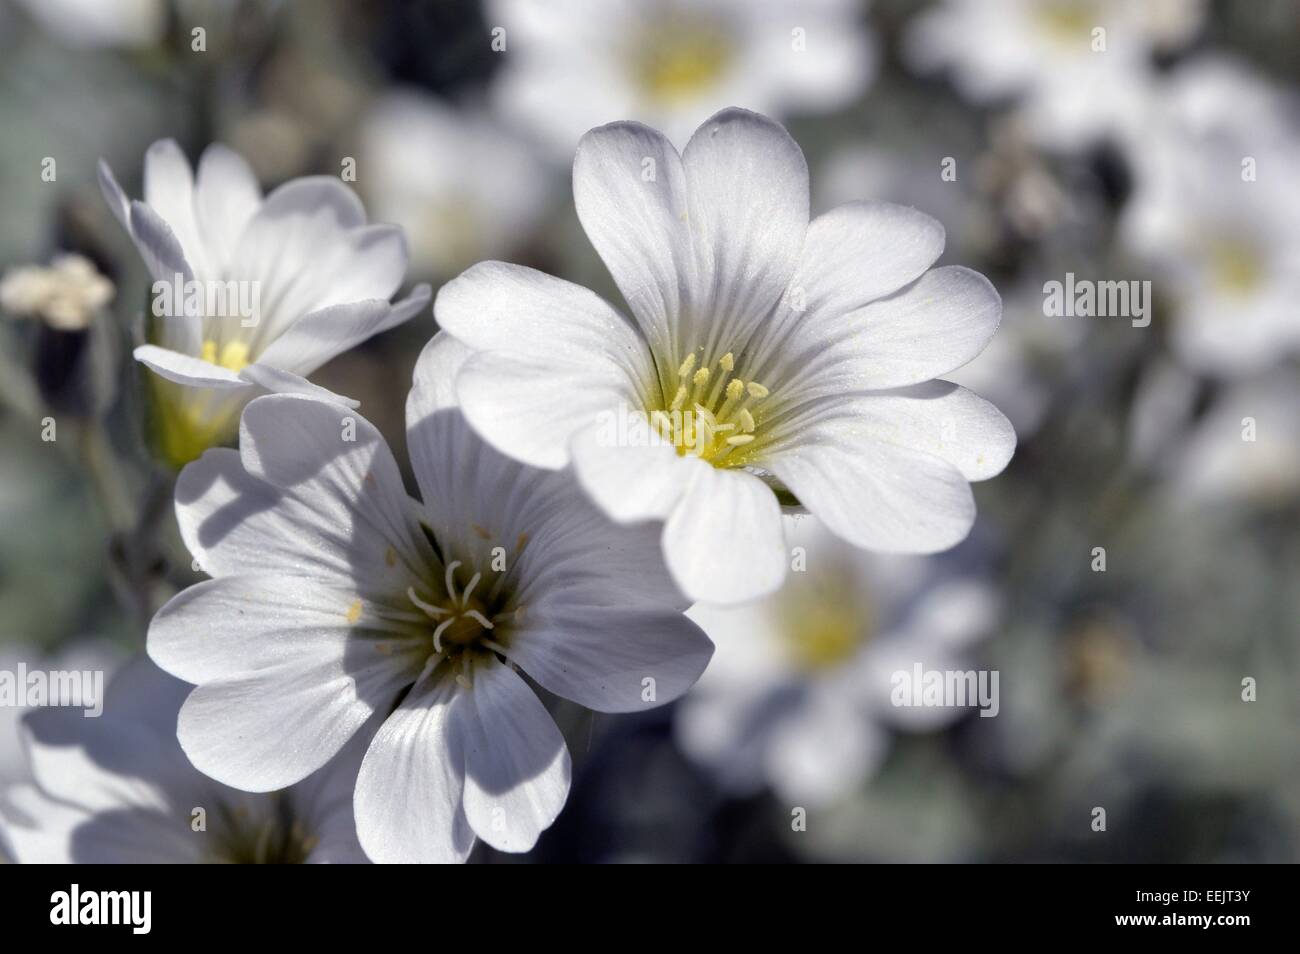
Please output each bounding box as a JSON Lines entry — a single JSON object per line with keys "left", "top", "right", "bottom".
{"left": 200, "top": 338, "right": 251, "bottom": 372}
{"left": 208, "top": 795, "right": 317, "bottom": 864}
{"left": 1205, "top": 237, "right": 1264, "bottom": 298}
{"left": 1032, "top": 1, "right": 1099, "bottom": 46}
{"left": 631, "top": 12, "right": 733, "bottom": 104}
{"left": 777, "top": 569, "right": 873, "bottom": 672}
{"left": 651, "top": 350, "right": 772, "bottom": 467}
{"left": 405, "top": 559, "right": 521, "bottom": 689}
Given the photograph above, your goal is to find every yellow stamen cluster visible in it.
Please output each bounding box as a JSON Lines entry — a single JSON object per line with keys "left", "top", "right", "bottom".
{"left": 1207, "top": 239, "right": 1263, "bottom": 297}
{"left": 633, "top": 16, "right": 732, "bottom": 105}
{"left": 651, "top": 350, "right": 771, "bottom": 466}
{"left": 777, "top": 570, "right": 874, "bottom": 672}
{"left": 200, "top": 338, "right": 252, "bottom": 372}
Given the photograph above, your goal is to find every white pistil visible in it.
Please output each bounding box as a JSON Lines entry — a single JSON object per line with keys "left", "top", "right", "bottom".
{"left": 407, "top": 586, "right": 450, "bottom": 619}
{"left": 460, "top": 570, "right": 483, "bottom": 608}
{"left": 443, "top": 560, "right": 462, "bottom": 599}
{"left": 431, "top": 617, "right": 456, "bottom": 653}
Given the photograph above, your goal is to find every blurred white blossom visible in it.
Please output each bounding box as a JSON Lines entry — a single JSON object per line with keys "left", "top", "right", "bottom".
{"left": 1121, "top": 57, "right": 1300, "bottom": 377}
{"left": 0, "top": 254, "right": 113, "bottom": 331}
{"left": 487, "top": 0, "right": 875, "bottom": 156}
{"left": 11, "top": 0, "right": 165, "bottom": 49}
{"left": 0, "top": 659, "right": 368, "bottom": 863}
{"left": 905, "top": 0, "right": 1205, "bottom": 149}
{"left": 358, "top": 90, "right": 549, "bottom": 277}
{"left": 676, "top": 516, "right": 999, "bottom": 806}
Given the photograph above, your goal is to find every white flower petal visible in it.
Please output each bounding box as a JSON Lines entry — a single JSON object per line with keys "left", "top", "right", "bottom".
{"left": 508, "top": 607, "right": 713, "bottom": 713}
{"left": 231, "top": 179, "right": 406, "bottom": 341}
{"left": 786, "top": 200, "right": 945, "bottom": 323}
{"left": 408, "top": 329, "right": 469, "bottom": 418}
{"left": 254, "top": 284, "right": 431, "bottom": 376}
{"left": 134, "top": 343, "right": 249, "bottom": 390}
{"left": 454, "top": 349, "right": 637, "bottom": 470}
{"left": 458, "top": 660, "right": 570, "bottom": 854}
{"left": 150, "top": 572, "right": 420, "bottom": 697}
{"left": 175, "top": 652, "right": 399, "bottom": 794}
{"left": 680, "top": 108, "right": 809, "bottom": 351}
{"left": 766, "top": 694, "right": 886, "bottom": 808}
{"left": 175, "top": 447, "right": 362, "bottom": 582}
{"left": 193, "top": 143, "right": 262, "bottom": 278}
{"left": 436, "top": 261, "right": 648, "bottom": 380}
{"left": 767, "top": 434, "right": 977, "bottom": 554}
{"left": 782, "top": 266, "right": 1002, "bottom": 394}
{"left": 96, "top": 158, "right": 131, "bottom": 233}
{"left": 127, "top": 199, "right": 195, "bottom": 286}
{"left": 771, "top": 380, "right": 1016, "bottom": 483}
{"left": 143, "top": 139, "right": 210, "bottom": 279}
{"left": 237, "top": 394, "right": 435, "bottom": 589}
{"left": 662, "top": 466, "right": 788, "bottom": 604}
{"left": 569, "top": 427, "right": 702, "bottom": 523}
{"left": 354, "top": 674, "right": 475, "bottom": 864}
{"left": 236, "top": 363, "right": 361, "bottom": 408}
{"left": 573, "top": 120, "right": 693, "bottom": 357}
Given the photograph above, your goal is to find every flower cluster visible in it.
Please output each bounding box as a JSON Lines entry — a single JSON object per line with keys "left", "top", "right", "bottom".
{"left": 0, "top": 107, "right": 1011, "bottom": 863}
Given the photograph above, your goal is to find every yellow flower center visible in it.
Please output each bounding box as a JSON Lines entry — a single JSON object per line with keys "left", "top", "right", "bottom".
{"left": 1206, "top": 238, "right": 1263, "bottom": 298}
{"left": 777, "top": 569, "right": 873, "bottom": 672}
{"left": 650, "top": 350, "right": 772, "bottom": 467}
{"left": 200, "top": 339, "right": 252, "bottom": 372}
{"left": 1032, "top": 1, "right": 1099, "bottom": 46}
{"left": 632, "top": 14, "right": 732, "bottom": 104}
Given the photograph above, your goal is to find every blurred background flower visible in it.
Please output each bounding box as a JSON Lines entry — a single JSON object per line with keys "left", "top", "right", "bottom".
{"left": 0, "top": 0, "right": 1296, "bottom": 863}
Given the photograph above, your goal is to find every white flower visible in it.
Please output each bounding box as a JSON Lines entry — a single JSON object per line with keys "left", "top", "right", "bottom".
{"left": 487, "top": 0, "right": 874, "bottom": 157}
{"left": 0, "top": 659, "right": 367, "bottom": 863}
{"left": 0, "top": 643, "right": 120, "bottom": 791}
{"left": 99, "top": 139, "right": 430, "bottom": 465}
{"left": 12, "top": 0, "right": 165, "bottom": 49}
{"left": 1120, "top": 57, "right": 1300, "bottom": 377}
{"left": 676, "top": 517, "right": 998, "bottom": 806}
{"left": 358, "top": 90, "right": 549, "bottom": 277}
{"left": 146, "top": 333, "right": 713, "bottom": 863}
{"left": 435, "top": 108, "right": 1015, "bottom": 605}
{"left": 905, "top": 0, "right": 1205, "bottom": 149}
{"left": 1130, "top": 360, "right": 1300, "bottom": 508}
{"left": 0, "top": 254, "right": 114, "bottom": 331}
